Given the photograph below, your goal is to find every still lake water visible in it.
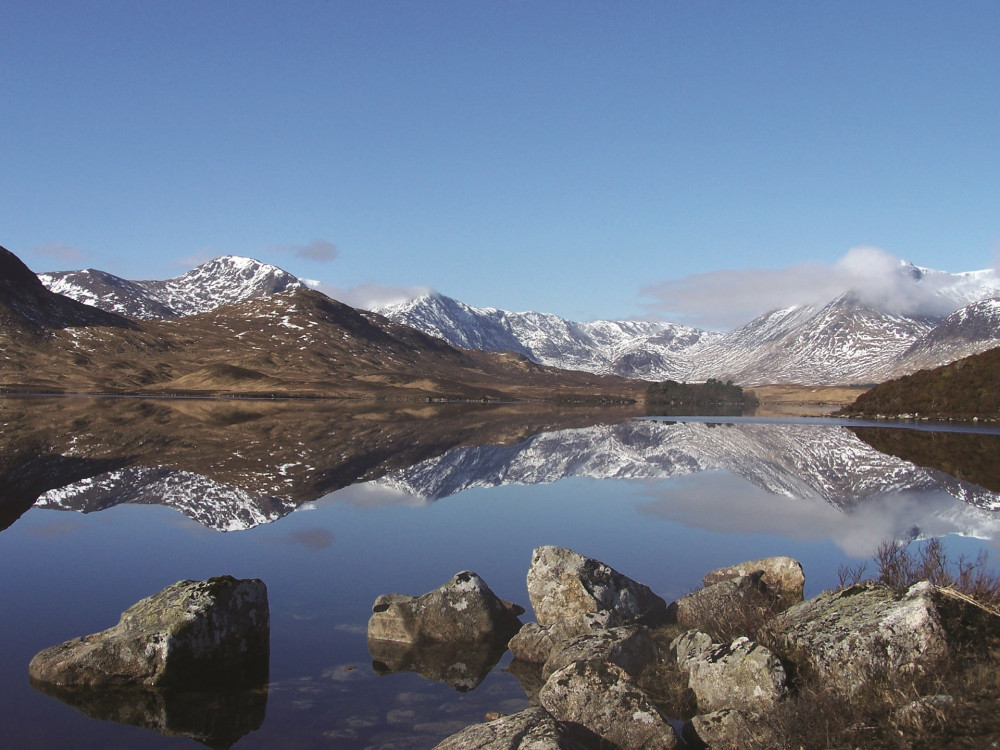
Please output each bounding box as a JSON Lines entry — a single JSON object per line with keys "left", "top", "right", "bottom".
{"left": 2, "top": 397, "right": 1000, "bottom": 749}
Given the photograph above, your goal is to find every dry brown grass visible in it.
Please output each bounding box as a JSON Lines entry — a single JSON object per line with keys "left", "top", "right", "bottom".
{"left": 640, "top": 541, "right": 1000, "bottom": 748}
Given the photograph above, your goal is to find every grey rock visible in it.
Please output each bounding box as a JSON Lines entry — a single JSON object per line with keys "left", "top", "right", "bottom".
{"left": 29, "top": 576, "right": 269, "bottom": 688}
{"left": 683, "top": 708, "right": 777, "bottom": 750}
{"left": 773, "top": 580, "right": 1000, "bottom": 696}
{"left": 703, "top": 555, "right": 805, "bottom": 607}
{"left": 541, "top": 625, "right": 659, "bottom": 680}
{"left": 367, "top": 571, "right": 523, "bottom": 645}
{"left": 508, "top": 611, "right": 619, "bottom": 664}
{"left": 669, "top": 629, "right": 716, "bottom": 671}
{"left": 526, "top": 546, "right": 666, "bottom": 627}
{"left": 684, "top": 636, "right": 787, "bottom": 713}
{"left": 539, "top": 660, "right": 680, "bottom": 750}
{"left": 432, "top": 706, "right": 586, "bottom": 749}
{"left": 671, "top": 573, "right": 767, "bottom": 630}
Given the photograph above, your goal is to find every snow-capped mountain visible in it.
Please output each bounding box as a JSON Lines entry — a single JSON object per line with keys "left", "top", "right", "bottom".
{"left": 686, "top": 294, "right": 937, "bottom": 385}
{"left": 31, "top": 250, "right": 1000, "bottom": 386}
{"left": 374, "top": 291, "right": 722, "bottom": 381}
{"left": 375, "top": 265, "right": 1000, "bottom": 385}
{"left": 39, "top": 255, "right": 305, "bottom": 319}
{"left": 891, "top": 298, "right": 1000, "bottom": 376}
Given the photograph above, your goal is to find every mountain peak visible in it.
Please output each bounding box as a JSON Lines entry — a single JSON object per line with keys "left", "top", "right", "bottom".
{"left": 39, "top": 254, "right": 306, "bottom": 319}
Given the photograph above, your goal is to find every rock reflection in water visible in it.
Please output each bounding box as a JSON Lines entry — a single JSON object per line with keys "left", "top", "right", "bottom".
{"left": 368, "top": 638, "right": 510, "bottom": 692}
{"left": 29, "top": 679, "right": 268, "bottom": 750}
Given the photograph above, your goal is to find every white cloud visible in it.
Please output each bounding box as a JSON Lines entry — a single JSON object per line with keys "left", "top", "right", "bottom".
{"left": 312, "top": 282, "right": 432, "bottom": 311}
{"left": 640, "top": 246, "right": 970, "bottom": 330}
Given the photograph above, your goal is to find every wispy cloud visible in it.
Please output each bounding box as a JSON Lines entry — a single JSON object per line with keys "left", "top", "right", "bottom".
{"left": 640, "top": 246, "right": 974, "bottom": 330}
{"left": 269, "top": 238, "right": 339, "bottom": 263}
{"left": 30, "top": 241, "right": 86, "bottom": 265}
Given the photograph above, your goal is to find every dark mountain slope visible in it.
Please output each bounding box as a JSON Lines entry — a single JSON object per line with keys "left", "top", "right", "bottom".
{"left": 0, "top": 247, "right": 137, "bottom": 335}
{"left": 840, "top": 346, "right": 1000, "bottom": 420}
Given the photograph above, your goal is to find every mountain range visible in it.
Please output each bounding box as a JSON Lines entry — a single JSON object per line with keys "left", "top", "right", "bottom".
{"left": 31, "top": 252, "right": 1000, "bottom": 386}
{"left": 1, "top": 247, "right": 641, "bottom": 401}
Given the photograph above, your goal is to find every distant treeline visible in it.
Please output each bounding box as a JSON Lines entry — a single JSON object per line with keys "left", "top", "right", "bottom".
{"left": 646, "top": 378, "right": 757, "bottom": 406}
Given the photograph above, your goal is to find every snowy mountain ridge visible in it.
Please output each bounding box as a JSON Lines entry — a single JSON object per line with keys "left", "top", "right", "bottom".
{"left": 36, "top": 254, "right": 1000, "bottom": 385}
{"left": 39, "top": 255, "right": 305, "bottom": 319}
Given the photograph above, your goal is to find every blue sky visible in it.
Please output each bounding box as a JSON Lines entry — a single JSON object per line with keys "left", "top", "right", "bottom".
{"left": 2, "top": 1, "right": 998, "bottom": 328}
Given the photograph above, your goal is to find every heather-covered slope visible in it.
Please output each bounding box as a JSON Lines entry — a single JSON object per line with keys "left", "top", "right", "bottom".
{"left": 840, "top": 347, "right": 1000, "bottom": 420}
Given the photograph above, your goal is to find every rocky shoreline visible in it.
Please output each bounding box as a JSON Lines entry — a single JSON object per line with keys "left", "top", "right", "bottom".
{"left": 369, "top": 545, "right": 1000, "bottom": 749}
{"left": 26, "top": 546, "right": 1000, "bottom": 748}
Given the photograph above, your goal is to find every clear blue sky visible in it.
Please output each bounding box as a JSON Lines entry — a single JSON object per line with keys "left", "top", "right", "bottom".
{"left": 2, "top": 1, "right": 997, "bottom": 327}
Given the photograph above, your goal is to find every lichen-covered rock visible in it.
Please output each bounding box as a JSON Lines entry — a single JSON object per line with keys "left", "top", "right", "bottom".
{"left": 773, "top": 580, "right": 1000, "bottom": 696}
{"left": 432, "top": 707, "right": 586, "bottom": 749}
{"left": 29, "top": 576, "right": 269, "bottom": 688}
{"left": 683, "top": 708, "right": 777, "bottom": 750}
{"left": 541, "top": 624, "right": 658, "bottom": 680}
{"left": 682, "top": 636, "right": 787, "bottom": 713}
{"left": 670, "top": 573, "right": 767, "bottom": 630}
{"left": 508, "top": 611, "right": 620, "bottom": 664}
{"left": 526, "top": 546, "right": 666, "bottom": 627}
{"left": 539, "top": 660, "right": 680, "bottom": 750}
{"left": 702, "top": 556, "right": 805, "bottom": 608}
{"left": 669, "top": 629, "right": 715, "bottom": 671}
{"left": 367, "top": 571, "right": 523, "bottom": 645}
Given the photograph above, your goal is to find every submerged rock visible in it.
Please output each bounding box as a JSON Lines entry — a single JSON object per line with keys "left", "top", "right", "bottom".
{"left": 29, "top": 576, "right": 269, "bottom": 689}
{"left": 30, "top": 680, "right": 267, "bottom": 748}
{"left": 431, "top": 706, "right": 586, "bottom": 749}
{"left": 369, "top": 637, "right": 509, "bottom": 692}
{"left": 367, "top": 571, "right": 523, "bottom": 645}
{"left": 526, "top": 546, "right": 666, "bottom": 627}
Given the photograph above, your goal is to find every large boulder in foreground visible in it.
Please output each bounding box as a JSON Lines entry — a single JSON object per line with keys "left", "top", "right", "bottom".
{"left": 29, "top": 576, "right": 269, "bottom": 688}
{"left": 539, "top": 660, "right": 680, "bottom": 750}
{"left": 541, "top": 624, "right": 659, "bottom": 680}
{"left": 432, "top": 707, "right": 586, "bottom": 749}
{"left": 526, "top": 546, "right": 666, "bottom": 627}
{"left": 702, "top": 556, "right": 805, "bottom": 608}
{"left": 679, "top": 636, "right": 787, "bottom": 713}
{"left": 773, "top": 580, "right": 1000, "bottom": 695}
{"left": 367, "top": 571, "right": 523, "bottom": 645}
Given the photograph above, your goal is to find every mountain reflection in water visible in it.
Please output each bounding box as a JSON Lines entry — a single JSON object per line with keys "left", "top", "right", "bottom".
{"left": 2, "top": 398, "right": 1000, "bottom": 543}
{"left": 3, "top": 397, "right": 1000, "bottom": 748}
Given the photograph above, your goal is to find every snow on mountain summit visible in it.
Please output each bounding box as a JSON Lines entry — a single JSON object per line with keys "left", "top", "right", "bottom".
{"left": 39, "top": 255, "right": 305, "bottom": 319}
{"left": 372, "top": 291, "right": 722, "bottom": 381}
